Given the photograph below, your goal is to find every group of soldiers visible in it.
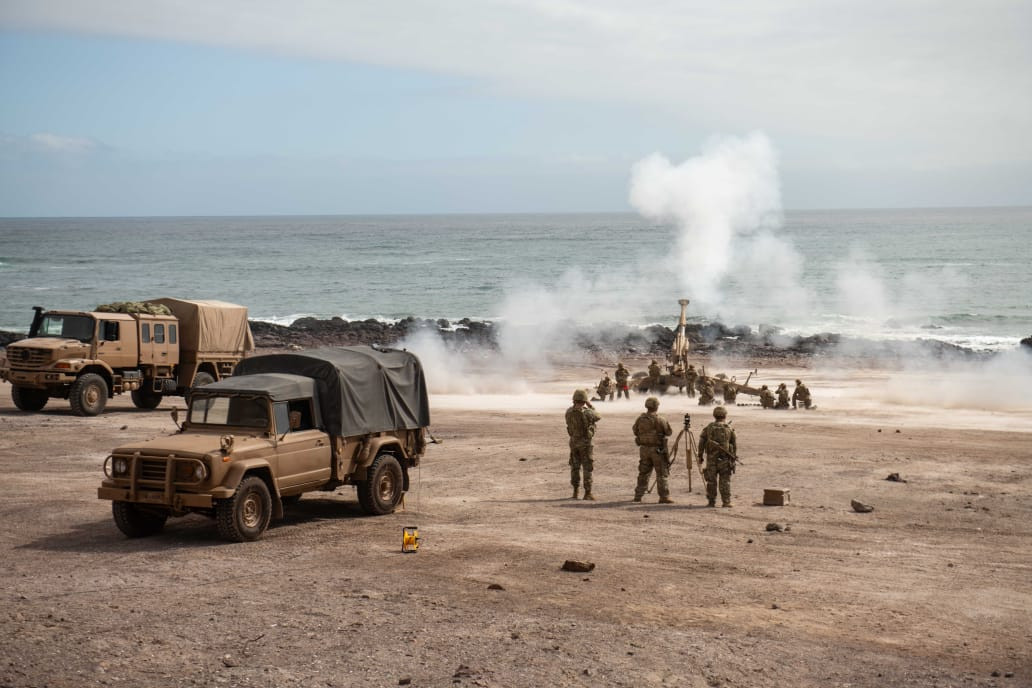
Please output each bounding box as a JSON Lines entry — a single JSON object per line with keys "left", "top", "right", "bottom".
{"left": 565, "top": 391, "right": 738, "bottom": 507}
{"left": 593, "top": 363, "right": 632, "bottom": 401}
{"left": 758, "top": 379, "right": 812, "bottom": 410}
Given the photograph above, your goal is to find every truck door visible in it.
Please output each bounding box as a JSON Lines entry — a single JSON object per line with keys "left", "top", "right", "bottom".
{"left": 96, "top": 317, "right": 138, "bottom": 369}
{"left": 273, "top": 400, "right": 332, "bottom": 489}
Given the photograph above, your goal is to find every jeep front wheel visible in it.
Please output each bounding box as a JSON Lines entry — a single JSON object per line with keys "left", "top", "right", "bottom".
{"left": 70, "top": 373, "right": 108, "bottom": 416}
{"left": 357, "top": 454, "right": 404, "bottom": 516}
{"left": 11, "top": 386, "right": 48, "bottom": 412}
{"left": 112, "top": 502, "right": 168, "bottom": 537}
{"left": 216, "top": 476, "right": 272, "bottom": 542}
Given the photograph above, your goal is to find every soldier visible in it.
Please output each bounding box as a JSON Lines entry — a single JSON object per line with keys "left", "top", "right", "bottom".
{"left": 685, "top": 364, "right": 698, "bottom": 397}
{"left": 595, "top": 372, "right": 615, "bottom": 402}
{"left": 615, "top": 362, "right": 630, "bottom": 400}
{"left": 759, "top": 384, "right": 775, "bottom": 409}
{"left": 566, "top": 389, "right": 602, "bottom": 500}
{"left": 697, "top": 378, "right": 715, "bottom": 405}
{"left": 775, "top": 383, "right": 790, "bottom": 409}
{"left": 792, "top": 379, "right": 812, "bottom": 409}
{"left": 699, "top": 406, "right": 738, "bottom": 507}
{"left": 723, "top": 376, "right": 738, "bottom": 405}
{"left": 632, "top": 396, "right": 674, "bottom": 503}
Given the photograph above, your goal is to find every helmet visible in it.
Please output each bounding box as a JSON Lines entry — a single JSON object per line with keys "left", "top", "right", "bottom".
{"left": 651, "top": 359, "right": 658, "bottom": 364}
{"left": 572, "top": 389, "right": 589, "bottom": 402}
{"left": 761, "top": 385, "right": 768, "bottom": 390}
{"left": 645, "top": 396, "right": 660, "bottom": 410}
{"left": 713, "top": 406, "right": 727, "bottom": 419}
{"left": 795, "top": 379, "right": 802, "bottom": 385}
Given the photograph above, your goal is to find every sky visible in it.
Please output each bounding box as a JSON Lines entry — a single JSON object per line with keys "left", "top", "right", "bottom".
{"left": 1, "top": 0, "right": 1030, "bottom": 216}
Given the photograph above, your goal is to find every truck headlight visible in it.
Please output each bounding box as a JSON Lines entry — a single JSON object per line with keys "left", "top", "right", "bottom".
{"left": 175, "top": 461, "right": 208, "bottom": 482}
{"left": 112, "top": 457, "right": 129, "bottom": 476}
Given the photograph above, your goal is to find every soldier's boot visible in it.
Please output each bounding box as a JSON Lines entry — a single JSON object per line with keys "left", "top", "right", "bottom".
{"left": 632, "top": 494, "right": 642, "bottom": 502}
{"left": 572, "top": 487, "right": 579, "bottom": 500}
{"left": 707, "top": 499, "right": 716, "bottom": 507}
{"left": 722, "top": 501, "right": 733, "bottom": 508}
{"left": 583, "top": 491, "right": 595, "bottom": 501}
{"left": 658, "top": 496, "right": 674, "bottom": 504}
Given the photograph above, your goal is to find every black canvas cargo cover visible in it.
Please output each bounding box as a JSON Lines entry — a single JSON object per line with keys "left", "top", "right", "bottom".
{"left": 232, "top": 346, "right": 430, "bottom": 436}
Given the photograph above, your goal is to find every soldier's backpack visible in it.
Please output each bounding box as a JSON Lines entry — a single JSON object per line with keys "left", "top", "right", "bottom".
{"left": 707, "top": 422, "right": 732, "bottom": 457}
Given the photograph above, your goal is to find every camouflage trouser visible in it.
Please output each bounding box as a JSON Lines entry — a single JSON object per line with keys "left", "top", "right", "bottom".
{"left": 617, "top": 385, "right": 630, "bottom": 400}
{"left": 570, "top": 444, "right": 594, "bottom": 491}
{"left": 704, "top": 459, "right": 733, "bottom": 504}
{"left": 686, "top": 380, "right": 696, "bottom": 397}
{"left": 634, "top": 446, "right": 669, "bottom": 499}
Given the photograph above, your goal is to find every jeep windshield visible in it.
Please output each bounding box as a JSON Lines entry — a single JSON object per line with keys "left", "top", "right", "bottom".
{"left": 35, "top": 314, "right": 94, "bottom": 342}
{"left": 188, "top": 395, "right": 270, "bottom": 430}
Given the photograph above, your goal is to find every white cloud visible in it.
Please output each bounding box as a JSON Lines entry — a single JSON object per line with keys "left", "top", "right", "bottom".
{"left": 28, "top": 133, "right": 100, "bottom": 153}
{"left": 3, "top": 0, "right": 1030, "bottom": 171}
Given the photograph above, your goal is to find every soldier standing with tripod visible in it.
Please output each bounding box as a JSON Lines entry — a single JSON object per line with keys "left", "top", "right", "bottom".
{"left": 699, "top": 406, "right": 738, "bottom": 507}
{"left": 632, "top": 397, "right": 674, "bottom": 503}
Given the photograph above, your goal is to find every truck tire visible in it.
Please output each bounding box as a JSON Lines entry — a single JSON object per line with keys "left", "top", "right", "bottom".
{"left": 215, "top": 476, "right": 272, "bottom": 542}
{"left": 131, "top": 384, "right": 162, "bottom": 409}
{"left": 357, "top": 453, "right": 404, "bottom": 516}
{"left": 192, "top": 371, "right": 215, "bottom": 388}
{"left": 11, "top": 386, "right": 48, "bottom": 412}
{"left": 69, "top": 373, "right": 108, "bottom": 416}
{"left": 112, "top": 501, "right": 167, "bottom": 538}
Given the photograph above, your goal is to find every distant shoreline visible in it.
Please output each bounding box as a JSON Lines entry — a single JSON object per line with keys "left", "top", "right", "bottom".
{"left": 2, "top": 316, "right": 1026, "bottom": 365}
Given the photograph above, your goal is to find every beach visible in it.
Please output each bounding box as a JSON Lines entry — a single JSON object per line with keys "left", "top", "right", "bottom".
{"left": 2, "top": 353, "right": 1030, "bottom": 687}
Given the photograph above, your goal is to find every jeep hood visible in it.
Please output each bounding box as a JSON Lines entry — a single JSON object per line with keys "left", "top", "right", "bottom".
{"left": 113, "top": 432, "right": 272, "bottom": 457}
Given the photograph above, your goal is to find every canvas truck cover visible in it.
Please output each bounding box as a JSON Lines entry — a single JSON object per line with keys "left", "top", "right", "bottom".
{"left": 147, "top": 298, "right": 255, "bottom": 357}
{"left": 232, "top": 346, "right": 430, "bottom": 436}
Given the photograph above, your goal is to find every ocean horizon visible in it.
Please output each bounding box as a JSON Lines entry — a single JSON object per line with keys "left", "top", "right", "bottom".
{"left": 1, "top": 206, "right": 1030, "bottom": 352}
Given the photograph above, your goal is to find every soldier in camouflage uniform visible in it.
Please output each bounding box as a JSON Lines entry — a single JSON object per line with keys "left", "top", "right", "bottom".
{"left": 699, "top": 406, "right": 737, "bottom": 507}
{"left": 566, "top": 389, "right": 602, "bottom": 500}
{"left": 685, "top": 364, "right": 698, "bottom": 397}
{"left": 615, "top": 363, "right": 630, "bottom": 400}
{"left": 595, "top": 372, "right": 615, "bottom": 401}
{"left": 775, "top": 383, "right": 790, "bottom": 409}
{"left": 722, "top": 376, "right": 738, "bottom": 405}
{"left": 632, "top": 397, "right": 674, "bottom": 503}
{"left": 792, "top": 379, "right": 812, "bottom": 409}
{"left": 697, "top": 378, "right": 715, "bottom": 405}
{"left": 759, "top": 384, "right": 775, "bottom": 409}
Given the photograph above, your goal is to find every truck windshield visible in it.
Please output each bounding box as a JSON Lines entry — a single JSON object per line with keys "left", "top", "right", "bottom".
{"left": 189, "top": 396, "right": 269, "bottom": 429}
{"left": 36, "top": 314, "right": 94, "bottom": 342}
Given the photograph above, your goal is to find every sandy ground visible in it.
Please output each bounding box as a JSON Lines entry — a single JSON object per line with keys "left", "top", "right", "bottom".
{"left": 1, "top": 356, "right": 1031, "bottom": 688}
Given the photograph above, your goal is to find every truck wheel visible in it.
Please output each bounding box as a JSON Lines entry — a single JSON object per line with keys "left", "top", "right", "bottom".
{"left": 131, "top": 384, "right": 162, "bottom": 409}
{"left": 112, "top": 501, "right": 167, "bottom": 537}
{"left": 69, "top": 373, "right": 108, "bottom": 416}
{"left": 11, "top": 386, "right": 48, "bottom": 412}
{"left": 357, "top": 454, "right": 404, "bottom": 516}
{"left": 192, "top": 371, "right": 215, "bottom": 388}
{"left": 215, "top": 476, "right": 272, "bottom": 542}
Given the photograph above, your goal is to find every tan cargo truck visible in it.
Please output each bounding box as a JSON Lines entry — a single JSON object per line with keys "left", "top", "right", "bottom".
{"left": 97, "top": 346, "right": 431, "bottom": 542}
{"left": 0, "top": 298, "right": 254, "bottom": 416}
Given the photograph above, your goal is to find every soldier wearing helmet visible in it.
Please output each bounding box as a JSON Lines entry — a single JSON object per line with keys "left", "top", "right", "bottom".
{"left": 792, "top": 379, "right": 812, "bottom": 409}
{"left": 699, "top": 405, "right": 738, "bottom": 507}
{"left": 759, "top": 384, "right": 775, "bottom": 409}
{"left": 614, "top": 363, "right": 630, "bottom": 400}
{"left": 775, "top": 383, "right": 790, "bottom": 409}
{"left": 632, "top": 396, "right": 674, "bottom": 503}
{"left": 566, "top": 389, "right": 602, "bottom": 500}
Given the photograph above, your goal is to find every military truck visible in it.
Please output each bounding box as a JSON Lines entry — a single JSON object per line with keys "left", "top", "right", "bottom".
{"left": 0, "top": 298, "right": 254, "bottom": 416}
{"left": 97, "top": 346, "right": 431, "bottom": 542}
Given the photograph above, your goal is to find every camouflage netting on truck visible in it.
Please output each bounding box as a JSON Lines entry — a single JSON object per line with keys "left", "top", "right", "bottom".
{"left": 95, "top": 301, "right": 173, "bottom": 315}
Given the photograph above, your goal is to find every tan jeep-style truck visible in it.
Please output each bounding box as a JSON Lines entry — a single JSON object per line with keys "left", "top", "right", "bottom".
{"left": 1, "top": 298, "right": 254, "bottom": 416}
{"left": 97, "top": 346, "right": 431, "bottom": 542}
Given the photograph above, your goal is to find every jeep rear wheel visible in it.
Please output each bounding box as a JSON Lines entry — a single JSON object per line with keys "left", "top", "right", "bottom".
{"left": 112, "top": 501, "right": 168, "bottom": 538}
{"left": 70, "top": 373, "right": 108, "bottom": 416}
{"left": 357, "top": 453, "right": 404, "bottom": 516}
{"left": 216, "top": 476, "right": 272, "bottom": 542}
{"left": 131, "top": 383, "right": 162, "bottom": 409}
{"left": 11, "top": 386, "right": 48, "bottom": 412}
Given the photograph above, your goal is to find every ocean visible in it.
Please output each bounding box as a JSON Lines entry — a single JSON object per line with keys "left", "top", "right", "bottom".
{"left": 1, "top": 207, "right": 1030, "bottom": 352}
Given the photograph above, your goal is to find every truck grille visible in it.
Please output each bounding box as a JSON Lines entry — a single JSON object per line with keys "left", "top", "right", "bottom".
{"left": 139, "top": 460, "right": 167, "bottom": 481}
{"left": 9, "top": 347, "right": 51, "bottom": 368}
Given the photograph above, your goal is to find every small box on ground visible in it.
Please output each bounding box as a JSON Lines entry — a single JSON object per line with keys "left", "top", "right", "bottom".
{"left": 763, "top": 489, "right": 790, "bottom": 506}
